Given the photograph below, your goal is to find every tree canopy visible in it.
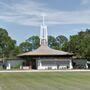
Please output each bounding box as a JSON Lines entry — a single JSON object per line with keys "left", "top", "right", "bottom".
{"left": 19, "top": 42, "right": 32, "bottom": 53}
{"left": 26, "top": 36, "right": 40, "bottom": 50}
{"left": 0, "top": 28, "right": 16, "bottom": 59}
{"left": 0, "top": 27, "right": 90, "bottom": 59}
{"left": 56, "top": 35, "right": 68, "bottom": 50}
{"left": 69, "top": 29, "right": 90, "bottom": 58}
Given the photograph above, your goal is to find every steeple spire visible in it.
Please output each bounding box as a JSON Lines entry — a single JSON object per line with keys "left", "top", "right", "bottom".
{"left": 42, "top": 14, "right": 45, "bottom": 25}
{"left": 40, "top": 14, "right": 48, "bottom": 46}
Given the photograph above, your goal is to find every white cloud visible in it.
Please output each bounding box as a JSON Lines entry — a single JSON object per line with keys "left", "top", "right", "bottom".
{"left": 0, "top": 0, "right": 90, "bottom": 26}
{"left": 80, "top": 0, "right": 90, "bottom": 5}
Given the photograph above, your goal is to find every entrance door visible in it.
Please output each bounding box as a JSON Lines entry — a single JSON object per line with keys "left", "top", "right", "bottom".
{"left": 32, "top": 59, "right": 37, "bottom": 69}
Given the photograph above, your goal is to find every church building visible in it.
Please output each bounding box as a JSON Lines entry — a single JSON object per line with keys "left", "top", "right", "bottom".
{"left": 18, "top": 15, "right": 74, "bottom": 70}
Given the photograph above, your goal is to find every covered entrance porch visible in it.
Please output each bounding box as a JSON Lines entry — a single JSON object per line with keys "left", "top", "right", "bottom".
{"left": 20, "top": 55, "right": 73, "bottom": 70}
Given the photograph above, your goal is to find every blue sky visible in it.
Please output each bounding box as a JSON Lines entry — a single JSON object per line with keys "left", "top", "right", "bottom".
{"left": 0, "top": 0, "right": 90, "bottom": 45}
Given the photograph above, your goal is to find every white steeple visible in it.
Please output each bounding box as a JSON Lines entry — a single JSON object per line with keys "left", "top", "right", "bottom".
{"left": 40, "top": 14, "right": 48, "bottom": 45}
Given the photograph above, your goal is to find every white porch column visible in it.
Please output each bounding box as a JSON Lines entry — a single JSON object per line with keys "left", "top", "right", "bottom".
{"left": 69, "top": 60, "right": 73, "bottom": 69}
{"left": 86, "top": 62, "right": 88, "bottom": 69}
{"left": 6, "top": 63, "right": 11, "bottom": 70}
{"left": 38, "top": 60, "right": 42, "bottom": 69}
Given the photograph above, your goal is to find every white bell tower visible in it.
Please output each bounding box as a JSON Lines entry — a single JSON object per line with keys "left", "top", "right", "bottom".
{"left": 40, "top": 14, "right": 48, "bottom": 45}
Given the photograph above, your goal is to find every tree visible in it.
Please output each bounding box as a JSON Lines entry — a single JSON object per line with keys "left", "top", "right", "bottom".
{"left": 66, "top": 29, "right": 90, "bottom": 58}
{"left": 48, "top": 36, "right": 59, "bottom": 49}
{"left": 26, "top": 36, "right": 40, "bottom": 50}
{"left": 19, "top": 42, "right": 32, "bottom": 53}
{"left": 0, "top": 28, "right": 16, "bottom": 58}
{"left": 56, "top": 35, "right": 68, "bottom": 49}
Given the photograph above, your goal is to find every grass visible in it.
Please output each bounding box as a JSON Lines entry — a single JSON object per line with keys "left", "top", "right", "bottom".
{"left": 0, "top": 72, "right": 90, "bottom": 90}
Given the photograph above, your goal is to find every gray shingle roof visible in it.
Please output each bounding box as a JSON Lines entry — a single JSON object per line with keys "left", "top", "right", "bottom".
{"left": 18, "top": 45, "right": 73, "bottom": 56}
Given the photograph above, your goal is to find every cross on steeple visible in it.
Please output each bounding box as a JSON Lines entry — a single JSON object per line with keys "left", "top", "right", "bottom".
{"left": 40, "top": 14, "right": 48, "bottom": 46}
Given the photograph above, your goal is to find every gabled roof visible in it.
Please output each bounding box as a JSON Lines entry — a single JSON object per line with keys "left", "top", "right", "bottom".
{"left": 18, "top": 45, "right": 73, "bottom": 57}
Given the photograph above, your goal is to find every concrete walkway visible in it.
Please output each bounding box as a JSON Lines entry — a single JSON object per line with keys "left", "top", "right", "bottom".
{"left": 0, "top": 69, "right": 90, "bottom": 73}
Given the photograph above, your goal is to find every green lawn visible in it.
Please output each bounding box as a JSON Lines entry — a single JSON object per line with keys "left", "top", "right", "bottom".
{"left": 0, "top": 72, "right": 90, "bottom": 90}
